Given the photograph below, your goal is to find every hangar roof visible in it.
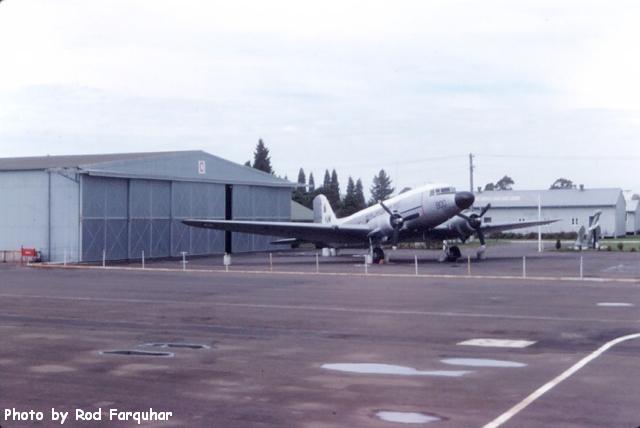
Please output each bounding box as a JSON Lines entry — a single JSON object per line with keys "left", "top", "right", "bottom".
{"left": 474, "top": 188, "right": 624, "bottom": 209}
{"left": 0, "top": 150, "right": 294, "bottom": 188}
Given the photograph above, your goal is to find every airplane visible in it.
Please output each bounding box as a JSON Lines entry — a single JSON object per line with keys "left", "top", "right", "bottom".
{"left": 183, "top": 183, "right": 556, "bottom": 264}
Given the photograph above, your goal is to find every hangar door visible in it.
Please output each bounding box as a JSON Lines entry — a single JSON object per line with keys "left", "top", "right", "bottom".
{"left": 81, "top": 176, "right": 129, "bottom": 261}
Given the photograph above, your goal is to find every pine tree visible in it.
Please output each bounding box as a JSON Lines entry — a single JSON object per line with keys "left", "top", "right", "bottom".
{"left": 354, "top": 178, "right": 366, "bottom": 211}
{"left": 369, "top": 169, "right": 394, "bottom": 205}
{"left": 322, "top": 170, "right": 331, "bottom": 190}
{"left": 328, "top": 169, "right": 342, "bottom": 210}
{"left": 243, "top": 160, "right": 251, "bottom": 167}
{"left": 308, "top": 173, "right": 315, "bottom": 192}
{"left": 297, "top": 168, "right": 306, "bottom": 186}
{"left": 340, "top": 177, "right": 358, "bottom": 216}
{"left": 252, "top": 139, "right": 273, "bottom": 174}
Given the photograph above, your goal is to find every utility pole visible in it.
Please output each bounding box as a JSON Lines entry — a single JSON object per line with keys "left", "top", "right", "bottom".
{"left": 469, "top": 153, "right": 474, "bottom": 192}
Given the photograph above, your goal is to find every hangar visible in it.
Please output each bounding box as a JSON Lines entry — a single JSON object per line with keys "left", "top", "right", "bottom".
{"left": 0, "top": 151, "right": 293, "bottom": 263}
{"left": 474, "top": 187, "right": 626, "bottom": 238}
{"left": 624, "top": 193, "right": 639, "bottom": 235}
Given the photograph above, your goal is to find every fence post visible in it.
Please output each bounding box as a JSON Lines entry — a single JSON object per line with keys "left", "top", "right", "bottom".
{"left": 315, "top": 253, "right": 319, "bottom": 273}
{"left": 580, "top": 256, "right": 583, "bottom": 279}
{"left": 181, "top": 251, "right": 187, "bottom": 271}
{"left": 522, "top": 256, "right": 526, "bottom": 278}
{"left": 269, "top": 253, "right": 273, "bottom": 272}
{"left": 467, "top": 255, "right": 471, "bottom": 276}
{"left": 141, "top": 250, "right": 145, "bottom": 269}
{"left": 63, "top": 250, "right": 67, "bottom": 267}
{"left": 102, "top": 249, "right": 106, "bottom": 268}
{"left": 414, "top": 254, "right": 419, "bottom": 276}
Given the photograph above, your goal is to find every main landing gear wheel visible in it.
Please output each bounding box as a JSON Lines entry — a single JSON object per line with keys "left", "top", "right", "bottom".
{"left": 372, "top": 247, "right": 385, "bottom": 264}
{"left": 446, "top": 245, "right": 461, "bottom": 262}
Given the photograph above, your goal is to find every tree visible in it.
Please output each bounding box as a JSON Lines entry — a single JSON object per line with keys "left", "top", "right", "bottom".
{"left": 484, "top": 182, "right": 495, "bottom": 191}
{"left": 354, "top": 179, "right": 366, "bottom": 211}
{"left": 322, "top": 169, "right": 331, "bottom": 190}
{"left": 550, "top": 178, "right": 574, "bottom": 189}
{"left": 308, "top": 172, "right": 315, "bottom": 192}
{"left": 340, "top": 177, "right": 358, "bottom": 217}
{"left": 327, "top": 169, "right": 342, "bottom": 210}
{"left": 292, "top": 168, "right": 308, "bottom": 206}
{"left": 252, "top": 139, "right": 273, "bottom": 174}
{"left": 495, "top": 175, "right": 514, "bottom": 191}
{"left": 297, "top": 168, "right": 306, "bottom": 186}
{"left": 243, "top": 160, "right": 251, "bottom": 167}
{"left": 369, "top": 169, "right": 394, "bottom": 204}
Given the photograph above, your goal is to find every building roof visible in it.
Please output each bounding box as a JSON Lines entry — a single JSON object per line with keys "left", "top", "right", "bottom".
{"left": 474, "top": 188, "right": 624, "bottom": 208}
{"left": 0, "top": 150, "right": 294, "bottom": 188}
{"left": 291, "top": 200, "right": 314, "bottom": 222}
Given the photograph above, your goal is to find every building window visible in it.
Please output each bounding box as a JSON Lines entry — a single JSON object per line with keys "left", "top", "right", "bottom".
{"left": 483, "top": 217, "right": 492, "bottom": 223}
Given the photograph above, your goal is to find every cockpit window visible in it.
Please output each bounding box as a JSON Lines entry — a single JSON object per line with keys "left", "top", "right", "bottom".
{"left": 435, "top": 187, "right": 455, "bottom": 195}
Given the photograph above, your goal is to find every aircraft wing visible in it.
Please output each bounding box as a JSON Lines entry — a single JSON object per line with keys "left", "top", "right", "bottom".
{"left": 427, "top": 219, "right": 558, "bottom": 240}
{"left": 182, "top": 219, "right": 371, "bottom": 244}
{"left": 479, "top": 219, "right": 558, "bottom": 234}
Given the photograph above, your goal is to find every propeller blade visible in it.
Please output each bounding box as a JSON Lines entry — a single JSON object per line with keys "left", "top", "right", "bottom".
{"left": 479, "top": 203, "right": 491, "bottom": 217}
{"left": 477, "top": 229, "right": 486, "bottom": 246}
{"left": 392, "top": 228, "right": 400, "bottom": 247}
{"left": 456, "top": 213, "right": 472, "bottom": 221}
{"left": 379, "top": 200, "right": 394, "bottom": 216}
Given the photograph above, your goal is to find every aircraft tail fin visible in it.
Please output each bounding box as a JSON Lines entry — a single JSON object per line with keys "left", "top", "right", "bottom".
{"left": 588, "top": 210, "right": 602, "bottom": 231}
{"left": 313, "top": 194, "right": 338, "bottom": 224}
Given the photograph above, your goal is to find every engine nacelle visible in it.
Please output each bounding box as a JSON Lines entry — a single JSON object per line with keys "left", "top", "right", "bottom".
{"left": 446, "top": 216, "right": 475, "bottom": 241}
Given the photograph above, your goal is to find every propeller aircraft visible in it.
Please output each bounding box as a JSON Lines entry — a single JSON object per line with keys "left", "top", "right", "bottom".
{"left": 184, "top": 183, "right": 555, "bottom": 264}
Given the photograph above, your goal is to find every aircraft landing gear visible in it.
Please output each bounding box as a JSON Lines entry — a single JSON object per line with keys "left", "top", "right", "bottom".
{"left": 372, "top": 247, "right": 385, "bottom": 264}
{"left": 440, "top": 242, "right": 461, "bottom": 262}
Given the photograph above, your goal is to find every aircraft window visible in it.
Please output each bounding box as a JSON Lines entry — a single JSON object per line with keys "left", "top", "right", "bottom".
{"left": 435, "top": 187, "right": 455, "bottom": 195}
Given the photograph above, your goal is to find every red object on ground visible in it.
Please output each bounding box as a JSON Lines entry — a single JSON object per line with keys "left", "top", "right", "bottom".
{"left": 21, "top": 247, "right": 37, "bottom": 257}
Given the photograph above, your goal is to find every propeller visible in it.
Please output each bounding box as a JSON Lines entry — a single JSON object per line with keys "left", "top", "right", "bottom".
{"left": 456, "top": 203, "right": 491, "bottom": 245}
{"left": 379, "top": 200, "right": 420, "bottom": 247}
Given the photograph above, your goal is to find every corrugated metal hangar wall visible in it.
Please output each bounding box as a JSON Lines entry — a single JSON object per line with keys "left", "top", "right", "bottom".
{"left": 80, "top": 176, "right": 291, "bottom": 262}
{"left": 0, "top": 151, "right": 293, "bottom": 263}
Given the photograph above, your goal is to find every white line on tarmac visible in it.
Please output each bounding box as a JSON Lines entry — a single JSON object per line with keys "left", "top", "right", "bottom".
{"left": 482, "top": 333, "right": 640, "bottom": 428}
{"left": 0, "top": 293, "right": 636, "bottom": 324}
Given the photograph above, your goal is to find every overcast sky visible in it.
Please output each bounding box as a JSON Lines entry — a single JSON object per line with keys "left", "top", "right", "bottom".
{"left": 1, "top": 1, "right": 639, "bottom": 195}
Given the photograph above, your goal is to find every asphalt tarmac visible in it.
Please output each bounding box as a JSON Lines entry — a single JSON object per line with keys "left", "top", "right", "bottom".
{"left": 1, "top": 247, "right": 639, "bottom": 427}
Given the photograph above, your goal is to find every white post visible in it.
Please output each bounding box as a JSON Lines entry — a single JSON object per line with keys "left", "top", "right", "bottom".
{"left": 364, "top": 259, "right": 368, "bottom": 275}
{"left": 269, "top": 253, "right": 273, "bottom": 272}
{"left": 522, "top": 256, "right": 526, "bottom": 278}
{"left": 538, "top": 194, "right": 542, "bottom": 253}
{"left": 467, "top": 255, "right": 471, "bottom": 276}
{"left": 580, "top": 256, "right": 583, "bottom": 279}
{"left": 181, "top": 251, "right": 187, "bottom": 271}
{"left": 414, "top": 254, "right": 418, "bottom": 276}
{"left": 102, "top": 249, "right": 106, "bottom": 268}
{"left": 315, "top": 253, "right": 319, "bottom": 273}
{"left": 141, "top": 250, "right": 145, "bottom": 269}
{"left": 223, "top": 253, "right": 231, "bottom": 272}
{"left": 63, "top": 250, "right": 67, "bottom": 267}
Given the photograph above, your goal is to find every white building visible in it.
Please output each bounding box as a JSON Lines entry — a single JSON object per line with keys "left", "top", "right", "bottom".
{"left": 624, "top": 192, "right": 640, "bottom": 235}
{"left": 474, "top": 188, "right": 626, "bottom": 238}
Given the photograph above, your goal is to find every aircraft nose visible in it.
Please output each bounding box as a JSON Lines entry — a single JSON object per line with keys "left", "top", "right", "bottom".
{"left": 454, "top": 191, "right": 475, "bottom": 210}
